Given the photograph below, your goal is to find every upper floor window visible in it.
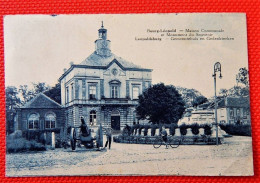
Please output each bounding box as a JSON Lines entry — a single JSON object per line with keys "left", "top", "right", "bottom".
{"left": 66, "top": 87, "right": 69, "bottom": 103}
{"left": 237, "top": 109, "right": 240, "bottom": 117}
{"left": 28, "top": 113, "right": 39, "bottom": 130}
{"left": 89, "top": 85, "right": 97, "bottom": 99}
{"left": 71, "top": 83, "right": 74, "bottom": 101}
{"left": 45, "top": 113, "right": 56, "bottom": 129}
{"left": 109, "top": 80, "right": 121, "bottom": 98}
{"left": 229, "top": 109, "right": 234, "bottom": 119}
{"left": 133, "top": 86, "right": 140, "bottom": 99}
{"left": 243, "top": 108, "right": 247, "bottom": 118}
{"left": 111, "top": 86, "right": 119, "bottom": 98}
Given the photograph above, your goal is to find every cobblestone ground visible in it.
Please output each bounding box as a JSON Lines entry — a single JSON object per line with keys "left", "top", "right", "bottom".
{"left": 6, "top": 136, "right": 254, "bottom": 176}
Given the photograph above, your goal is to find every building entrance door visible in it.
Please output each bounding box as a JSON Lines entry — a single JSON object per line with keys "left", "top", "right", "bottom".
{"left": 111, "top": 110, "right": 120, "bottom": 130}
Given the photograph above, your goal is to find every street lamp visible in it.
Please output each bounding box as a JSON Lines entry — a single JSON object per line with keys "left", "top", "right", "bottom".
{"left": 212, "top": 62, "right": 222, "bottom": 145}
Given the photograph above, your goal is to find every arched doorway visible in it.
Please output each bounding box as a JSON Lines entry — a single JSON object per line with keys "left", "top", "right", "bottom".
{"left": 111, "top": 110, "right": 120, "bottom": 130}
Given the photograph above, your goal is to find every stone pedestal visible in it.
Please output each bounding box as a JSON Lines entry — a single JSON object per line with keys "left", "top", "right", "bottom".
{"left": 51, "top": 132, "right": 55, "bottom": 149}
{"left": 175, "top": 128, "right": 181, "bottom": 136}
{"left": 147, "top": 129, "right": 152, "bottom": 136}
{"left": 211, "top": 126, "right": 224, "bottom": 137}
{"left": 199, "top": 128, "right": 204, "bottom": 135}
{"left": 186, "top": 128, "right": 193, "bottom": 136}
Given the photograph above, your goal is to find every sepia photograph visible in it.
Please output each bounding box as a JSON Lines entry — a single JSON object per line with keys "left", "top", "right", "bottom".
{"left": 4, "top": 13, "right": 253, "bottom": 176}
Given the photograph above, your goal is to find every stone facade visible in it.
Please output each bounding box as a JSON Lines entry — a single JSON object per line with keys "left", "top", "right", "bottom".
{"left": 59, "top": 23, "right": 152, "bottom": 130}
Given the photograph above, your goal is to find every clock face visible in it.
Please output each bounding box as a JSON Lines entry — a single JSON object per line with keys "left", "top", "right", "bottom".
{"left": 112, "top": 68, "right": 118, "bottom": 76}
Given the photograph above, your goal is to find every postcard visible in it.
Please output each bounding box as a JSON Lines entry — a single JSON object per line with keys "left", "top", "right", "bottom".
{"left": 4, "top": 13, "right": 253, "bottom": 176}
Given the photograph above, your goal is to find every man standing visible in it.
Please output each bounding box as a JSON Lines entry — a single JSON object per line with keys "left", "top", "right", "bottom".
{"left": 104, "top": 127, "right": 112, "bottom": 150}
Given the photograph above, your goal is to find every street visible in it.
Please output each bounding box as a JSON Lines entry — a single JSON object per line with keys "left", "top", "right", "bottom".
{"left": 6, "top": 136, "right": 254, "bottom": 176}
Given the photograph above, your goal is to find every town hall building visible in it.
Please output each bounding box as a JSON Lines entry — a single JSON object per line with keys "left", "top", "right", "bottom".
{"left": 59, "top": 23, "right": 152, "bottom": 130}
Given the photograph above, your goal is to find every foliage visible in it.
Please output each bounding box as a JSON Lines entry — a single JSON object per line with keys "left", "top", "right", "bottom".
{"left": 131, "top": 124, "right": 140, "bottom": 135}
{"left": 44, "top": 83, "right": 61, "bottom": 104}
{"left": 190, "top": 123, "right": 200, "bottom": 135}
{"left": 5, "top": 86, "right": 21, "bottom": 110}
{"left": 151, "top": 124, "right": 159, "bottom": 136}
{"left": 136, "top": 83, "right": 185, "bottom": 124}
{"left": 143, "top": 125, "right": 150, "bottom": 136}
{"left": 219, "top": 67, "right": 249, "bottom": 98}
{"left": 191, "top": 96, "right": 208, "bottom": 108}
{"left": 169, "top": 123, "right": 177, "bottom": 136}
{"left": 19, "top": 85, "right": 35, "bottom": 105}
{"left": 219, "top": 124, "right": 251, "bottom": 136}
{"left": 175, "top": 86, "right": 206, "bottom": 107}
{"left": 219, "top": 88, "right": 228, "bottom": 97}
{"left": 236, "top": 67, "right": 249, "bottom": 87}
{"left": 203, "top": 124, "right": 212, "bottom": 136}
{"left": 5, "top": 86, "right": 21, "bottom": 134}
{"left": 138, "top": 125, "right": 145, "bottom": 135}
{"left": 6, "top": 132, "right": 46, "bottom": 153}
{"left": 179, "top": 124, "right": 188, "bottom": 136}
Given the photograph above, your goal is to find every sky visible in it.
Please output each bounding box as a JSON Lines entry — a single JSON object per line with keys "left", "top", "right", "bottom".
{"left": 4, "top": 14, "right": 248, "bottom": 98}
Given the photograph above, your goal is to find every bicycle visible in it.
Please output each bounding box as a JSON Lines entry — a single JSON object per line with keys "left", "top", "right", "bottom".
{"left": 153, "top": 136, "right": 180, "bottom": 148}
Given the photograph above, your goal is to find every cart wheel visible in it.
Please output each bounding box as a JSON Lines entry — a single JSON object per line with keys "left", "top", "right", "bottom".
{"left": 70, "top": 128, "right": 76, "bottom": 150}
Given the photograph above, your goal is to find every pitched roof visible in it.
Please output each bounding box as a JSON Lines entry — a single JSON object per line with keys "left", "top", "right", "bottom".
{"left": 80, "top": 52, "right": 145, "bottom": 69}
{"left": 225, "top": 97, "right": 250, "bottom": 108}
{"left": 205, "top": 96, "right": 250, "bottom": 109}
{"left": 21, "top": 93, "right": 62, "bottom": 109}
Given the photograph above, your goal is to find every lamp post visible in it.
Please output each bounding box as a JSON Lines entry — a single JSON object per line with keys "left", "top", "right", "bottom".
{"left": 212, "top": 62, "right": 222, "bottom": 145}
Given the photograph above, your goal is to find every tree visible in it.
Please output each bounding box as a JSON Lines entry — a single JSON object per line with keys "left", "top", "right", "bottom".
{"left": 176, "top": 86, "right": 205, "bottom": 107}
{"left": 219, "top": 88, "right": 228, "bottom": 97}
{"left": 5, "top": 86, "right": 21, "bottom": 110}
{"left": 5, "top": 86, "right": 21, "bottom": 134}
{"left": 191, "top": 96, "right": 208, "bottom": 108}
{"left": 218, "top": 67, "right": 249, "bottom": 98}
{"left": 236, "top": 67, "right": 249, "bottom": 87}
{"left": 19, "top": 82, "right": 50, "bottom": 104}
{"left": 19, "top": 85, "right": 35, "bottom": 105}
{"left": 136, "top": 83, "right": 185, "bottom": 124}
{"left": 33, "top": 82, "right": 50, "bottom": 94}
{"left": 44, "top": 83, "right": 61, "bottom": 104}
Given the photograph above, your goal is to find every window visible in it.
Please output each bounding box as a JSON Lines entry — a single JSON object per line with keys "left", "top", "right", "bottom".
{"left": 243, "top": 108, "right": 247, "bottom": 118}
{"left": 111, "top": 85, "right": 119, "bottom": 98}
{"left": 71, "top": 83, "right": 74, "bottom": 101}
{"left": 229, "top": 109, "right": 234, "bottom": 119}
{"left": 28, "top": 113, "right": 39, "bottom": 130}
{"left": 109, "top": 80, "right": 121, "bottom": 98}
{"left": 66, "top": 87, "right": 69, "bottom": 103}
{"left": 45, "top": 113, "right": 56, "bottom": 129}
{"left": 133, "top": 86, "right": 139, "bottom": 99}
{"left": 89, "top": 85, "right": 97, "bottom": 99}
{"left": 237, "top": 109, "right": 240, "bottom": 117}
{"left": 89, "top": 110, "right": 97, "bottom": 126}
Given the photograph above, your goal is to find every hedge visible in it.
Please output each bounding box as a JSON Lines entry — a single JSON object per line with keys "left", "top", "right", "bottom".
{"left": 219, "top": 124, "right": 251, "bottom": 136}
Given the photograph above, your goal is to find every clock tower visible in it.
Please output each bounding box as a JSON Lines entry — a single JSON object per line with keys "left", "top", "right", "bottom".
{"left": 95, "top": 21, "right": 111, "bottom": 57}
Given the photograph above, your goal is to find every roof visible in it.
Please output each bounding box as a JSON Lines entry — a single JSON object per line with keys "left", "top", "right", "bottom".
{"left": 59, "top": 52, "right": 152, "bottom": 81}
{"left": 225, "top": 97, "right": 250, "bottom": 108}
{"left": 205, "top": 96, "right": 250, "bottom": 109}
{"left": 21, "top": 93, "right": 62, "bottom": 109}
{"left": 80, "top": 51, "right": 145, "bottom": 69}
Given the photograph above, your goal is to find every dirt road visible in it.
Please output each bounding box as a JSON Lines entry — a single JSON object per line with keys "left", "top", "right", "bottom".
{"left": 6, "top": 136, "right": 254, "bottom": 176}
